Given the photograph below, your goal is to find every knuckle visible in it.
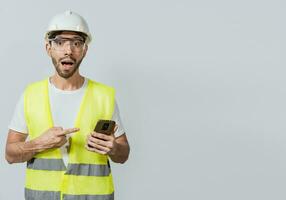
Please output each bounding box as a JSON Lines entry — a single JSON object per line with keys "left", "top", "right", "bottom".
{"left": 108, "top": 141, "right": 113, "bottom": 146}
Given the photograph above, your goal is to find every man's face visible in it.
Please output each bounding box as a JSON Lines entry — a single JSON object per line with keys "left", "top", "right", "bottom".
{"left": 46, "top": 31, "right": 88, "bottom": 79}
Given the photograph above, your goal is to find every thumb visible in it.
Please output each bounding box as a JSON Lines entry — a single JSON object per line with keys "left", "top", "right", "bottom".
{"left": 112, "top": 124, "right": 118, "bottom": 135}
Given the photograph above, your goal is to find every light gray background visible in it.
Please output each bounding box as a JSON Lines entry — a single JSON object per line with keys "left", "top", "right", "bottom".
{"left": 0, "top": 0, "right": 285, "bottom": 199}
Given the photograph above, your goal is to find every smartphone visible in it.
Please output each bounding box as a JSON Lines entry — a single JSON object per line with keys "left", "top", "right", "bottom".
{"left": 94, "top": 120, "right": 116, "bottom": 135}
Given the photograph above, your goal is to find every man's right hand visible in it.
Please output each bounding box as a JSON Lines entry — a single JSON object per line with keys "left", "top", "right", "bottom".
{"left": 5, "top": 127, "right": 80, "bottom": 164}
{"left": 34, "top": 127, "right": 80, "bottom": 151}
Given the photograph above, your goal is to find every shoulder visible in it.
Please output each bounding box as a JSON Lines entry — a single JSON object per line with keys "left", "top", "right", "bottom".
{"left": 24, "top": 78, "right": 48, "bottom": 93}
{"left": 88, "top": 78, "right": 115, "bottom": 96}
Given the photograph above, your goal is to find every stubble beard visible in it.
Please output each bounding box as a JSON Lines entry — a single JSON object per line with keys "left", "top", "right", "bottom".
{"left": 52, "top": 57, "right": 83, "bottom": 79}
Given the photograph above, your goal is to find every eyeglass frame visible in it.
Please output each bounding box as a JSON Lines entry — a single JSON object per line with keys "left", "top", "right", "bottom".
{"left": 48, "top": 36, "right": 86, "bottom": 52}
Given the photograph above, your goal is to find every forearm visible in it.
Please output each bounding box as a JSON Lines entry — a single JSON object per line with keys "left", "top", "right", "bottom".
{"left": 109, "top": 142, "right": 130, "bottom": 164}
{"left": 5, "top": 139, "right": 44, "bottom": 164}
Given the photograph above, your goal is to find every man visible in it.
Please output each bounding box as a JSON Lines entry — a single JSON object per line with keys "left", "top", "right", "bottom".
{"left": 5, "top": 10, "right": 130, "bottom": 200}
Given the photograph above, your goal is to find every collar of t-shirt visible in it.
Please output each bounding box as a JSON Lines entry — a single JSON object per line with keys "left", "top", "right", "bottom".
{"left": 48, "top": 77, "right": 88, "bottom": 94}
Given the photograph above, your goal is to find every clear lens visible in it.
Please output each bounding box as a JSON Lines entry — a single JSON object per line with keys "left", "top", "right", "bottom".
{"left": 49, "top": 37, "right": 85, "bottom": 52}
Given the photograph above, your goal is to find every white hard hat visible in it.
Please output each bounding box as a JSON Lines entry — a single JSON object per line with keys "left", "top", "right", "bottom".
{"left": 45, "top": 10, "right": 92, "bottom": 44}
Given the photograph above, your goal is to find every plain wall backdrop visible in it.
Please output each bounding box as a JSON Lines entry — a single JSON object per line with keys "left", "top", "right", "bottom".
{"left": 0, "top": 0, "right": 286, "bottom": 199}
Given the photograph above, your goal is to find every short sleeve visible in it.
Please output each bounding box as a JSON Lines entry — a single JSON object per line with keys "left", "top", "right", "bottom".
{"left": 112, "top": 100, "right": 126, "bottom": 137}
{"left": 8, "top": 92, "right": 28, "bottom": 134}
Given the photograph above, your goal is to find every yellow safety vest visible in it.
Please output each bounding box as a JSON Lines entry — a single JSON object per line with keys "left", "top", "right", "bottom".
{"left": 23, "top": 78, "right": 115, "bottom": 200}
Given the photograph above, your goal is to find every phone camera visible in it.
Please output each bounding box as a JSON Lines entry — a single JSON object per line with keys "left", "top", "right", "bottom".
{"left": 102, "top": 123, "right": 109, "bottom": 130}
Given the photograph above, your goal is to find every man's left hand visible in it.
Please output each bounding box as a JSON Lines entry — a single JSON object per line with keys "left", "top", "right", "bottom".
{"left": 85, "top": 126, "right": 118, "bottom": 155}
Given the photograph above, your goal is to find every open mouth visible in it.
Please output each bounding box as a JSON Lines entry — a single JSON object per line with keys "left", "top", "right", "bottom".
{"left": 61, "top": 60, "right": 75, "bottom": 69}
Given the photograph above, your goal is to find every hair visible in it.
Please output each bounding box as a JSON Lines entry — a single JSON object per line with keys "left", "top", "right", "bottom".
{"left": 47, "top": 31, "right": 88, "bottom": 43}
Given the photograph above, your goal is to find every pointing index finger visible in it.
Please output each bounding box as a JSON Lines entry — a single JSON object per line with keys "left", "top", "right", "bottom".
{"left": 58, "top": 128, "right": 80, "bottom": 136}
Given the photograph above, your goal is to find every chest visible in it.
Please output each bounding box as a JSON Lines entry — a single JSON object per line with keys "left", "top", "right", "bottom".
{"left": 48, "top": 89, "right": 84, "bottom": 128}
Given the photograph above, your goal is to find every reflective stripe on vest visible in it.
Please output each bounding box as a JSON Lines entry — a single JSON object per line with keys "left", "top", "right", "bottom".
{"left": 27, "top": 158, "right": 66, "bottom": 171}
{"left": 27, "top": 158, "right": 110, "bottom": 176}
{"left": 25, "top": 188, "right": 114, "bottom": 200}
{"left": 24, "top": 78, "right": 115, "bottom": 199}
{"left": 66, "top": 163, "right": 110, "bottom": 176}
{"left": 63, "top": 193, "right": 114, "bottom": 200}
{"left": 25, "top": 188, "right": 60, "bottom": 200}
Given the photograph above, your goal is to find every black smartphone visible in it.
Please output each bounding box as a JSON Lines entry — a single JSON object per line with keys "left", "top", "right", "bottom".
{"left": 94, "top": 120, "right": 116, "bottom": 135}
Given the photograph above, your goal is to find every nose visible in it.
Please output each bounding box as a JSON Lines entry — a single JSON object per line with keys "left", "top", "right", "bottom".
{"left": 63, "top": 42, "right": 73, "bottom": 55}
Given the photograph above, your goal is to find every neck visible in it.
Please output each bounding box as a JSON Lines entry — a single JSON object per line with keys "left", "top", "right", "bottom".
{"left": 50, "top": 72, "right": 85, "bottom": 91}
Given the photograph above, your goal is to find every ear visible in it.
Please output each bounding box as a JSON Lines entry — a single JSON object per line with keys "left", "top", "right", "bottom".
{"left": 82, "top": 45, "right": 88, "bottom": 57}
{"left": 45, "top": 41, "right": 52, "bottom": 57}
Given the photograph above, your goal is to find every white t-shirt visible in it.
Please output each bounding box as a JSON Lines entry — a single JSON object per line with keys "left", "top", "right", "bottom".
{"left": 9, "top": 77, "right": 125, "bottom": 166}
